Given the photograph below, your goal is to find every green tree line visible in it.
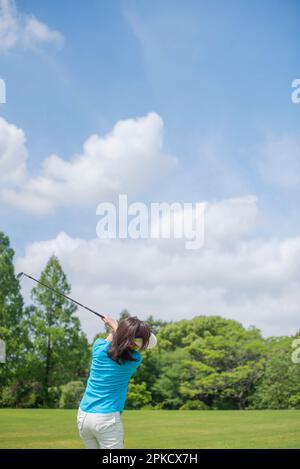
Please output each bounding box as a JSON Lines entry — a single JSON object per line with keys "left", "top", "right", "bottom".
{"left": 1, "top": 231, "right": 300, "bottom": 410}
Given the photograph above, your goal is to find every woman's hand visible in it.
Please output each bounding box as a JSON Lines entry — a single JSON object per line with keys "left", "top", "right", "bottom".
{"left": 102, "top": 314, "right": 118, "bottom": 332}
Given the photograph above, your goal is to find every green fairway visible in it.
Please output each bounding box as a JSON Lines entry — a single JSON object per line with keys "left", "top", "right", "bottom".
{"left": 0, "top": 409, "right": 299, "bottom": 449}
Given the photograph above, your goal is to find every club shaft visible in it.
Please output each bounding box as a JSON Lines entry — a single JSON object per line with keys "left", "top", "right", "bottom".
{"left": 22, "top": 273, "right": 104, "bottom": 319}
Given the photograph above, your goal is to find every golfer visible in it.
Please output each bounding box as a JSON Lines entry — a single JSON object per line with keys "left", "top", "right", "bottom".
{"left": 77, "top": 315, "right": 157, "bottom": 449}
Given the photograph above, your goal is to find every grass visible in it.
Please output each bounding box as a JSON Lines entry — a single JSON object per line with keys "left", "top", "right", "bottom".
{"left": 0, "top": 409, "right": 299, "bottom": 449}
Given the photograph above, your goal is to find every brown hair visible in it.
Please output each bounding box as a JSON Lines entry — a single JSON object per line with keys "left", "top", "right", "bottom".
{"left": 108, "top": 316, "right": 151, "bottom": 364}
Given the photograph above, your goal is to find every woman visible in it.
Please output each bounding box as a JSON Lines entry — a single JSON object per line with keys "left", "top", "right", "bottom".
{"left": 77, "top": 315, "right": 157, "bottom": 449}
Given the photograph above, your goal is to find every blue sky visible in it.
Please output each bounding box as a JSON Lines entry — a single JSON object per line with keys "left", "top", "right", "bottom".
{"left": 1, "top": 0, "right": 300, "bottom": 337}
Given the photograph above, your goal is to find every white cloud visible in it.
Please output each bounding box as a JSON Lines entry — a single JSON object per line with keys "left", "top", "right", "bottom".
{"left": 23, "top": 15, "right": 63, "bottom": 50}
{"left": 0, "top": 112, "right": 176, "bottom": 214}
{"left": 0, "top": 0, "right": 63, "bottom": 54}
{"left": 0, "top": 116, "right": 28, "bottom": 184}
{"left": 0, "top": 0, "right": 17, "bottom": 52}
{"left": 15, "top": 195, "right": 300, "bottom": 340}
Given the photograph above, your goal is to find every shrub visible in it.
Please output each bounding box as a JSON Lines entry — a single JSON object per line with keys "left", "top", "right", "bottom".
{"left": 0, "top": 385, "right": 18, "bottom": 407}
{"left": 59, "top": 381, "right": 84, "bottom": 409}
{"left": 288, "top": 394, "right": 300, "bottom": 409}
{"left": 47, "top": 386, "right": 61, "bottom": 408}
{"left": 126, "top": 382, "right": 152, "bottom": 409}
{"left": 180, "top": 399, "right": 209, "bottom": 410}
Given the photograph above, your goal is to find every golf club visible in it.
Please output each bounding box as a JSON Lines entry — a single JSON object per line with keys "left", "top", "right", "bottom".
{"left": 17, "top": 271, "right": 105, "bottom": 320}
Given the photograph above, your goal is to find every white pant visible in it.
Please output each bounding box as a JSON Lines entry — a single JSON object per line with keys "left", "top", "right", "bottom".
{"left": 77, "top": 408, "right": 124, "bottom": 449}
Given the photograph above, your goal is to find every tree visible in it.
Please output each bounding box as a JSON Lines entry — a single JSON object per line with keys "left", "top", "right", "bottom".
{"left": 0, "top": 231, "right": 27, "bottom": 401}
{"left": 126, "top": 382, "right": 152, "bottom": 409}
{"left": 0, "top": 232, "right": 23, "bottom": 328}
{"left": 179, "top": 319, "right": 266, "bottom": 409}
{"left": 152, "top": 348, "right": 189, "bottom": 409}
{"left": 145, "top": 315, "right": 169, "bottom": 336}
{"left": 155, "top": 316, "right": 266, "bottom": 409}
{"left": 59, "top": 381, "right": 85, "bottom": 409}
{"left": 251, "top": 335, "right": 300, "bottom": 409}
{"left": 119, "top": 309, "right": 131, "bottom": 321}
{"left": 28, "top": 255, "right": 89, "bottom": 406}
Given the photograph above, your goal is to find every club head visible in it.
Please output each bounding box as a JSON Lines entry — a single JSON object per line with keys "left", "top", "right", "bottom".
{"left": 17, "top": 272, "right": 25, "bottom": 282}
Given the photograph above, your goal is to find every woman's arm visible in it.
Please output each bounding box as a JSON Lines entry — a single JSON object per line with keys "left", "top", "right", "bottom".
{"left": 102, "top": 314, "right": 118, "bottom": 341}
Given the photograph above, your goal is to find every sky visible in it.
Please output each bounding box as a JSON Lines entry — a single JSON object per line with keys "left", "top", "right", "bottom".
{"left": 0, "top": 0, "right": 300, "bottom": 339}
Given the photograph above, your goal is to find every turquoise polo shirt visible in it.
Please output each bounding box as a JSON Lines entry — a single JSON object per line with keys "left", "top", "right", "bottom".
{"left": 80, "top": 338, "right": 142, "bottom": 413}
